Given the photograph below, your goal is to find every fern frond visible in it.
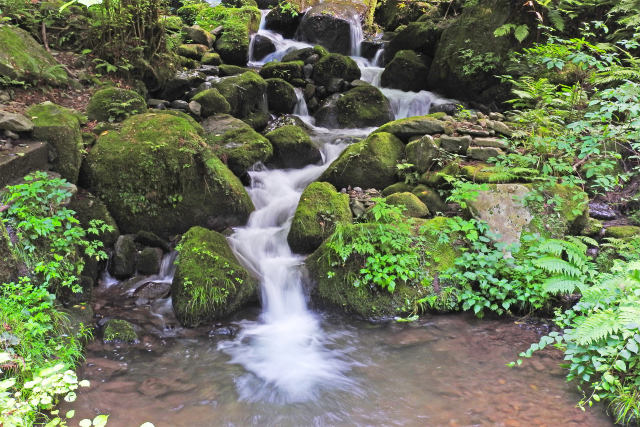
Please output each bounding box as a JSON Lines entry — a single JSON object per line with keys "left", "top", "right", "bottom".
{"left": 543, "top": 275, "right": 583, "bottom": 294}
{"left": 572, "top": 309, "right": 623, "bottom": 345}
{"left": 537, "top": 239, "right": 565, "bottom": 256}
{"left": 619, "top": 305, "right": 640, "bottom": 327}
{"left": 535, "top": 256, "right": 582, "bottom": 277}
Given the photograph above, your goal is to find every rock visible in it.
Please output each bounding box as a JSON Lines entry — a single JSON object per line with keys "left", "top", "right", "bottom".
{"left": 215, "top": 22, "right": 251, "bottom": 66}
{"left": 203, "top": 114, "right": 273, "bottom": 177}
{"left": 297, "top": 2, "right": 367, "bottom": 55}
{"left": 259, "top": 60, "right": 305, "bottom": 86}
{"left": 438, "top": 135, "right": 471, "bottom": 154}
{"left": 188, "top": 100, "right": 202, "bottom": 116}
{"left": 0, "top": 223, "right": 22, "bottom": 284}
{"left": 312, "top": 53, "right": 361, "bottom": 86}
{"left": 283, "top": 46, "right": 328, "bottom": 63}
{"left": 386, "top": 22, "right": 441, "bottom": 60}
{"left": 202, "top": 52, "right": 222, "bottom": 65}
{"left": 217, "top": 65, "right": 248, "bottom": 77}
{"left": 265, "top": 125, "right": 321, "bottom": 168}
{"left": 191, "top": 88, "right": 231, "bottom": 117}
{"left": 406, "top": 135, "right": 441, "bottom": 173}
{"left": 171, "top": 226, "right": 257, "bottom": 327}
{"left": 87, "top": 87, "right": 147, "bottom": 122}
{"left": 170, "top": 100, "right": 189, "bottom": 110}
{"left": 266, "top": 78, "right": 298, "bottom": 114}
{"left": 381, "top": 182, "right": 413, "bottom": 196}
{"left": 412, "top": 185, "right": 446, "bottom": 214}
{"left": 148, "top": 99, "right": 169, "bottom": 108}
{"left": 333, "top": 85, "right": 393, "bottom": 129}
{"left": 134, "top": 230, "right": 171, "bottom": 252}
{"left": 474, "top": 137, "right": 509, "bottom": 150}
{"left": 588, "top": 202, "right": 617, "bottom": 220}
{"left": 385, "top": 192, "right": 429, "bottom": 218}
{"left": 103, "top": 319, "right": 138, "bottom": 343}
{"left": 109, "top": 235, "right": 137, "bottom": 279}
{"left": 183, "top": 25, "right": 215, "bottom": 48}
{"left": 265, "top": 7, "right": 301, "bottom": 38}
{"left": 320, "top": 132, "right": 404, "bottom": 190}
{"left": 467, "top": 146, "right": 504, "bottom": 162}
{"left": 373, "top": 113, "right": 446, "bottom": 142}
{"left": 0, "top": 25, "right": 68, "bottom": 85}
{"left": 68, "top": 189, "right": 120, "bottom": 248}
{"left": 0, "top": 110, "right": 33, "bottom": 132}
{"left": 177, "top": 43, "right": 209, "bottom": 60}
{"left": 27, "top": 102, "right": 83, "bottom": 183}
{"left": 488, "top": 120, "right": 513, "bottom": 137}
{"left": 288, "top": 182, "right": 352, "bottom": 253}
{"left": 4, "top": 130, "right": 18, "bottom": 139}
{"left": 0, "top": 142, "right": 49, "bottom": 188}
{"left": 605, "top": 226, "right": 640, "bottom": 239}
{"left": 375, "top": 0, "right": 437, "bottom": 31}
{"left": 263, "top": 114, "right": 312, "bottom": 134}
{"left": 161, "top": 70, "right": 206, "bottom": 101}
{"left": 251, "top": 34, "right": 276, "bottom": 61}
{"left": 307, "top": 216, "right": 459, "bottom": 318}
{"left": 83, "top": 112, "right": 254, "bottom": 237}
{"left": 137, "top": 247, "right": 163, "bottom": 275}
{"left": 211, "top": 71, "right": 268, "bottom": 129}
{"left": 381, "top": 50, "right": 429, "bottom": 92}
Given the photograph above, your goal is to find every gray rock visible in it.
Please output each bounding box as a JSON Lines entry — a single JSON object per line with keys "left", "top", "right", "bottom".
{"left": 183, "top": 25, "right": 215, "bottom": 48}
{"left": 488, "top": 120, "right": 513, "bottom": 137}
{"left": 4, "top": 130, "right": 19, "bottom": 139}
{"left": 188, "top": 100, "right": 202, "bottom": 116}
{"left": 147, "top": 99, "right": 169, "bottom": 108}
{"left": 109, "top": 235, "right": 137, "bottom": 279}
{"left": 467, "top": 146, "right": 504, "bottom": 162}
{"left": 406, "top": 135, "right": 441, "bottom": 173}
{"left": 136, "top": 247, "right": 163, "bottom": 275}
{"left": 251, "top": 34, "right": 276, "bottom": 61}
{"left": 473, "top": 137, "right": 508, "bottom": 150}
{"left": 170, "top": 100, "right": 189, "bottom": 110}
{"left": 303, "top": 63, "right": 313, "bottom": 79}
{"left": 0, "top": 110, "right": 33, "bottom": 132}
{"left": 438, "top": 135, "right": 471, "bottom": 154}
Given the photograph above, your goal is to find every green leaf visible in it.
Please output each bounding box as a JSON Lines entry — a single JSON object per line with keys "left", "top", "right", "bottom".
{"left": 514, "top": 25, "right": 529, "bottom": 43}
{"left": 66, "top": 410, "right": 75, "bottom": 419}
{"left": 614, "top": 360, "right": 627, "bottom": 371}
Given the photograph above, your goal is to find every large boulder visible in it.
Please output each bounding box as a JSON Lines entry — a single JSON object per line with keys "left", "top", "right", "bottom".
{"left": 259, "top": 60, "right": 305, "bottom": 86}
{"left": 87, "top": 87, "right": 147, "bottom": 122}
{"left": 312, "top": 53, "right": 361, "bottom": 86}
{"left": 319, "top": 132, "right": 404, "bottom": 190}
{"left": 405, "top": 135, "right": 442, "bottom": 173}
{"left": 386, "top": 22, "right": 441, "bottom": 61}
{"left": 68, "top": 189, "right": 120, "bottom": 248}
{"left": 216, "top": 22, "right": 251, "bottom": 66}
{"left": 266, "top": 78, "right": 298, "bottom": 114}
{"left": 264, "top": 7, "right": 302, "bottom": 38}
{"left": 381, "top": 50, "right": 430, "bottom": 92}
{"left": 372, "top": 113, "right": 447, "bottom": 142}
{"left": 385, "top": 192, "right": 429, "bottom": 218}
{"left": 251, "top": 34, "right": 276, "bottom": 61}
{"left": 172, "top": 226, "right": 257, "bottom": 327}
{"left": 27, "top": 102, "right": 83, "bottom": 183}
{"left": 307, "top": 217, "right": 459, "bottom": 318}
{"left": 288, "top": 182, "right": 352, "bottom": 253}
{"left": 109, "top": 235, "right": 137, "bottom": 279}
{"left": 182, "top": 25, "right": 215, "bottom": 47}
{"left": 191, "top": 88, "right": 231, "bottom": 118}
{"left": 315, "top": 85, "right": 393, "bottom": 129}
{"left": 83, "top": 112, "right": 254, "bottom": 237}
{"left": 265, "top": 125, "right": 321, "bottom": 168}
{"left": 211, "top": 71, "right": 269, "bottom": 130}
{"left": 0, "top": 25, "right": 68, "bottom": 86}
{"left": 297, "top": 2, "right": 367, "bottom": 55}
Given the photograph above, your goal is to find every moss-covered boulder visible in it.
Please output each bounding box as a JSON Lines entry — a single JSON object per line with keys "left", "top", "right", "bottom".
{"left": 206, "top": 122, "right": 273, "bottom": 177}
{"left": 259, "top": 60, "right": 305, "bottom": 86}
{"left": 215, "top": 21, "right": 251, "bottom": 65}
{"left": 320, "top": 132, "right": 404, "bottom": 190}
{"left": 282, "top": 46, "right": 328, "bottom": 62}
{"left": 288, "top": 182, "right": 351, "bottom": 253}
{"left": 381, "top": 182, "right": 413, "bottom": 196}
{"left": 312, "top": 53, "right": 361, "bottom": 86}
{"left": 372, "top": 113, "right": 447, "bottom": 142}
{"left": 172, "top": 226, "right": 257, "bottom": 326}
{"left": 406, "top": 135, "right": 442, "bottom": 173}
{"left": 87, "top": 87, "right": 147, "bottom": 122}
{"left": 385, "top": 192, "right": 429, "bottom": 218}
{"left": 182, "top": 25, "right": 215, "bottom": 47}
{"left": 307, "top": 217, "right": 459, "bottom": 318}
{"left": 211, "top": 71, "right": 268, "bottom": 129}
{"left": 103, "top": 319, "right": 138, "bottom": 343}
{"left": 177, "top": 43, "right": 209, "bottom": 60}
{"left": 68, "top": 189, "right": 120, "bottom": 248}
{"left": 266, "top": 78, "right": 297, "bottom": 114}
{"left": 412, "top": 185, "right": 446, "bottom": 214}
{"left": 605, "top": 226, "right": 640, "bottom": 239}
{"left": 265, "top": 125, "right": 321, "bottom": 168}
{"left": 0, "top": 25, "right": 68, "bottom": 86}
{"left": 137, "top": 247, "right": 163, "bottom": 275}
{"left": 297, "top": 2, "right": 368, "bottom": 54}
{"left": 109, "top": 235, "right": 137, "bottom": 279}
{"left": 27, "top": 102, "right": 83, "bottom": 183}
{"left": 381, "top": 50, "right": 429, "bottom": 92}
{"left": 191, "top": 88, "right": 231, "bottom": 118}
{"left": 335, "top": 86, "right": 393, "bottom": 129}
{"left": 202, "top": 52, "right": 222, "bottom": 65}
{"left": 386, "top": 22, "right": 441, "bottom": 60}
{"left": 218, "top": 64, "right": 250, "bottom": 76}
{"left": 83, "top": 112, "right": 254, "bottom": 237}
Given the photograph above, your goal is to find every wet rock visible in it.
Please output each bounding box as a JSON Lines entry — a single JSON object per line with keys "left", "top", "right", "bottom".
{"left": 265, "top": 125, "right": 321, "bottom": 168}
{"left": 103, "top": 319, "right": 138, "bottom": 343}
{"left": 259, "top": 60, "right": 305, "bottom": 86}
{"left": 251, "top": 34, "right": 276, "bottom": 61}
{"left": 191, "top": 88, "right": 230, "bottom": 118}
{"left": 135, "top": 230, "right": 171, "bottom": 252}
{"left": 161, "top": 70, "right": 206, "bottom": 101}
{"left": 137, "top": 247, "right": 163, "bottom": 275}
{"left": 211, "top": 71, "right": 268, "bottom": 130}
{"left": 312, "top": 53, "right": 361, "bottom": 86}
{"left": 109, "top": 235, "right": 137, "bottom": 279}
{"left": 297, "top": 2, "right": 367, "bottom": 55}
{"left": 133, "top": 281, "right": 172, "bottom": 301}
{"left": 381, "top": 50, "right": 430, "bottom": 92}
{"left": 588, "top": 202, "right": 617, "bottom": 220}
{"left": 265, "top": 7, "right": 301, "bottom": 38}
{"left": 373, "top": 114, "right": 446, "bottom": 142}
{"left": 170, "top": 99, "right": 189, "bottom": 110}
{"left": 196, "top": 65, "right": 220, "bottom": 76}
{"left": 208, "top": 324, "right": 240, "bottom": 337}
{"left": 263, "top": 114, "right": 312, "bottom": 134}
{"left": 139, "top": 376, "right": 196, "bottom": 398}
{"left": 316, "top": 85, "right": 393, "bottom": 129}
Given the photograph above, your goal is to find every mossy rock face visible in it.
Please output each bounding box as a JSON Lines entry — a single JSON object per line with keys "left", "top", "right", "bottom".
{"left": 372, "top": 114, "right": 446, "bottom": 142}
{"left": 211, "top": 71, "right": 268, "bottom": 130}
{"left": 312, "top": 53, "right": 361, "bottom": 86}
{"left": 137, "top": 247, "right": 163, "bottom": 275}
{"left": 0, "top": 25, "right": 68, "bottom": 86}
{"left": 605, "top": 226, "right": 640, "bottom": 239}
{"left": 103, "top": 319, "right": 138, "bottom": 343}
{"left": 385, "top": 192, "right": 429, "bottom": 218}
{"left": 191, "top": 88, "right": 231, "bottom": 118}
{"left": 68, "top": 189, "right": 120, "bottom": 248}
{"left": 171, "top": 226, "right": 257, "bottom": 327}
{"left": 27, "top": 102, "right": 83, "bottom": 183}
{"left": 307, "top": 217, "right": 459, "bottom": 319}
{"left": 218, "top": 64, "right": 250, "bottom": 76}
{"left": 412, "top": 184, "right": 446, "bottom": 214}
{"left": 265, "top": 125, "right": 321, "bottom": 168}
{"left": 259, "top": 61, "right": 305, "bottom": 86}
{"left": 334, "top": 86, "right": 394, "bottom": 129}
{"left": 0, "top": 224, "right": 22, "bottom": 284}
{"left": 215, "top": 21, "right": 251, "bottom": 66}
{"left": 381, "top": 50, "right": 429, "bottom": 92}
{"left": 266, "top": 78, "right": 297, "bottom": 114}
{"left": 405, "top": 135, "right": 441, "bottom": 173}
{"left": 386, "top": 22, "right": 441, "bottom": 59}
{"left": 177, "top": 43, "right": 209, "bottom": 60}
{"left": 182, "top": 25, "right": 215, "bottom": 47}
{"left": 282, "top": 46, "right": 328, "bottom": 62}
{"left": 202, "top": 52, "right": 222, "bottom": 65}
{"left": 87, "top": 87, "right": 147, "bottom": 122}
{"left": 207, "top": 126, "right": 273, "bottom": 177}
{"left": 287, "top": 182, "right": 352, "bottom": 253}
{"left": 381, "top": 182, "right": 412, "bottom": 196}
{"left": 320, "top": 132, "right": 404, "bottom": 190}
{"left": 83, "top": 112, "right": 254, "bottom": 237}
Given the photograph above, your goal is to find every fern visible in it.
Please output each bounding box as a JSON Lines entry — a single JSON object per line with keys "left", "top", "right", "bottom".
{"left": 571, "top": 309, "right": 624, "bottom": 345}
{"left": 534, "top": 237, "right": 595, "bottom": 294}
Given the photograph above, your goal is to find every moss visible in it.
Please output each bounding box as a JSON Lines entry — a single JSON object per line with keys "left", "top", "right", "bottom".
{"left": 177, "top": 43, "right": 209, "bottom": 60}
{"left": 27, "top": 102, "right": 83, "bottom": 183}
{"left": 137, "top": 247, "right": 162, "bottom": 275}
{"left": 86, "top": 87, "right": 147, "bottom": 122}
{"left": 164, "top": 15, "right": 184, "bottom": 32}
{"left": 282, "top": 46, "right": 328, "bottom": 62}
{"left": 381, "top": 50, "right": 429, "bottom": 92}
{"left": 192, "top": 88, "right": 231, "bottom": 117}
{"left": 605, "top": 226, "right": 640, "bottom": 239}
{"left": 372, "top": 114, "right": 446, "bottom": 142}
{"left": 68, "top": 189, "right": 120, "bottom": 248}
{"left": 0, "top": 25, "right": 68, "bottom": 85}
{"left": 103, "top": 319, "right": 138, "bottom": 343}
{"left": 319, "top": 132, "right": 405, "bottom": 190}
{"left": 527, "top": 183, "right": 589, "bottom": 237}
{"left": 171, "top": 226, "right": 257, "bottom": 327}
{"left": 202, "top": 52, "right": 222, "bottom": 65}
{"left": 206, "top": 126, "right": 273, "bottom": 177}
{"left": 211, "top": 5, "right": 261, "bottom": 66}
{"left": 385, "top": 192, "right": 429, "bottom": 218}
{"left": 0, "top": 224, "right": 22, "bottom": 284}
{"left": 583, "top": 217, "right": 603, "bottom": 237}
{"left": 381, "top": 182, "right": 412, "bottom": 196}
{"left": 287, "top": 182, "right": 352, "bottom": 253}
{"left": 312, "top": 53, "right": 361, "bottom": 86}
{"left": 412, "top": 185, "right": 446, "bottom": 214}
{"left": 212, "top": 71, "right": 268, "bottom": 129}
{"left": 84, "top": 112, "right": 254, "bottom": 237}
{"left": 218, "top": 64, "right": 249, "bottom": 76}
{"left": 265, "top": 125, "right": 321, "bottom": 168}
{"left": 336, "top": 86, "right": 393, "bottom": 128}
{"left": 259, "top": 60, "right": 305, "bottom": 85}
{"left": 223, "top": 0, "right": 258, "bottom": 7}
{"left": 265, "top": 78, "right": 297, "bottom": 114}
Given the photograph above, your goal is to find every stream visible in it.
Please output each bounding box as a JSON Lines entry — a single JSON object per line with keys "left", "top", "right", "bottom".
{"left": 65, "top": 12, "right": 614, "bottom": 426}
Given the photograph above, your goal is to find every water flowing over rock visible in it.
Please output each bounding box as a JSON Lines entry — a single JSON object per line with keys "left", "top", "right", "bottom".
{"left": 297, "top": 2, "right": 367, "bottom": 55}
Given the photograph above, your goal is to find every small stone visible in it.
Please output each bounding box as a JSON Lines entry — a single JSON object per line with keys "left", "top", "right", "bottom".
{"left": 303, "top": 63, "right": 313, "bottom": 79}
{"left": 458, "top": 127, "right": 490, "bottom": 137}
{"left": 438, "top": 135, "right": 471, "bottom": 154}
{"left": 473, "top": 137, "right": 509, "bottom": 150}
{"left": 0, "top": 110, "right": 33, "bottom": 132}
{"left": 170, "top": 100, "right": 189, "bottom": 110}
{"left": 188, "top": 100, "right": 202, "bottom": 116}
{"left": 588, "top": 202, "right": 617, "bottom": 220}
{"left": 4, "top": 130, "right": 19, "bottom": 140}
{"left": 326, "top": 78, "right": 344, "bottom": 94}
{"left": 467, "top": 146, "right": 504, "bottom": 162}
{"left": 489, "top": 120, "right": 513, "bottom": 137}
{"left": 147, "top": 98, "right": 169, "bottom": 108}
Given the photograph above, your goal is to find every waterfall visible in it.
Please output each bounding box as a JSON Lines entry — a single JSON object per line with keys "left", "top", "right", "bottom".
{"left": 349, "top": 14, "right": 364, "bottom": 57}
{"left": 372, "top": 47, "right": 384, "bottom": 66}
{"left": 293, "top": 87, "right": 309, "bottom": 117}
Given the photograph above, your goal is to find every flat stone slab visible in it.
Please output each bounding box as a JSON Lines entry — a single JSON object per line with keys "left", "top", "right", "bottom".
{"left": 0, "top": 141, "right": 48, "bottom": 187}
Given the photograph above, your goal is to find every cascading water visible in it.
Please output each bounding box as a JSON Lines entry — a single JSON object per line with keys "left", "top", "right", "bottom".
{"left": 293, "top": 87, "right": 309, "bottom": 117}
{"left": 349, "top": 14, "right": 364, "bottom": 57}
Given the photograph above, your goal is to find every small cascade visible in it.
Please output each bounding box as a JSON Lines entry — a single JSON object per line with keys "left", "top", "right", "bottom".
{"left": 293, "top": 87, "right": 309, "bottom": 117}
{"left": 382, "top": 88, "right": 435, "bottom": 119}
{"left": 349, "top": 14, "right": 364, "bottom": 57}
{"left": 372, "top": 47, "right": 384, "bottom": 66}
